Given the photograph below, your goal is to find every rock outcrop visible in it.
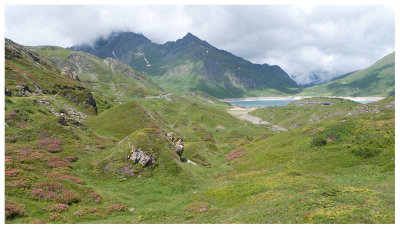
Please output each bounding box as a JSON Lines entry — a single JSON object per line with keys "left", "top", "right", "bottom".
{"left": 61, "top": 67, "right": 80, "bottom": 81}
{"left": 126, "top": 147, "right": 156, "bottom": 167}
{"left": 175, "top": 139, "right": 184, "bottom": 158}
{"left": 166, "top": 132, "right": 184, "bottom": 158}
{"left": 83, "top": 92, "right": 97, "bottom": 113}
{"left": 164, "top": 132, "right": 193, "bottom": 164}
{"left": 67, "top": 52, "right": 95, "bottom": 72}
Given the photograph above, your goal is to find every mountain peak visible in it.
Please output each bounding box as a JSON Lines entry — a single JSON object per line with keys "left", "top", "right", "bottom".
{"left": 184, "top": 32, "right": 196, "bottom": 37}
{"left": 182, "top": 32, "right": 200, "bottom": 41}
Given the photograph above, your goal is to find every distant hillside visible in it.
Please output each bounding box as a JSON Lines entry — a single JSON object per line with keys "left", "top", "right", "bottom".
{"left": 300, "top": 52, "right": 395, "bottom": 97}
{"left": 70, "top": 32, "right": 299, "bottom": 98}
{"left": 5, "top": 39, "right": 99, "bottom": 114}
{"left": 30, "top": 46, "right": 163, "bottom": 104}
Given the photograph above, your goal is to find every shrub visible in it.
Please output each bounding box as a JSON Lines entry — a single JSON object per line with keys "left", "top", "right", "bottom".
{"left": 48, "top": 212, "right": 64, "bottom": 221}
{"left": 46, "top": 173, "right": 85, "bottom": 185}
{"left": 47, "top": 158, "right": 72, "bottom": 168}
{"left": 90, "top": 192, "right": 102, "bottom": 204}
{"left": 183, "top": 202, "right": 210, "bottom": 212}
{"left": 5, "top": 198, "right": 25, "bottom": 220}
{"left": 106, "top": 204, "right": 127, "bottom": 214}
{"left": 311, "top": 136, "right": 327, "bottom": 146}
{"left": 31, "top": 182, "right": 79, "bottom": 204}
{"left": 351, "top": 146, "right": 381, "bottom": 158}
{"left": 226, "top": 147, "right": 246, "bottom": 161}
{"left": 74, "top": 207, "right": 102, "bottom": 216}
{"left": 58, "top": 107, "right": 67, "bottom": 114}
{"left": 66, "top": 156, "right": 79, "bottom": 162}
{"left": 36, "top": 138, "right": 63, "bottom": 153}
{"left": 202, "top": 133, "right": 214, "bottom": 141}
{"left": 31, "top": 219, "right": 48, "bottom": 224}
{"left": 5, "top": 110, "right": 18, "bottom": 120}
{"left": 6, "top": 180, "right": 30, "bottom": 189}
{"left": 45, "top": 204, "right": 69, "bottom": 213}
{"left": 5, "top": 169, "right": 20, "bottom": 177}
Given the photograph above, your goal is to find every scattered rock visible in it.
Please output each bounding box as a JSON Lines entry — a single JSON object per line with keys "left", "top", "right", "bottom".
{"left": 68, "top": 52, "right": 95, "bottom": 72}
{"left": 385, "top": 101, "right": 395, "bottom": 109}
{"left": 181, "top": 158, "right": 197, "bottom": 165}
{"left": 216, "top": 125, "right": 225, "bottom": 130}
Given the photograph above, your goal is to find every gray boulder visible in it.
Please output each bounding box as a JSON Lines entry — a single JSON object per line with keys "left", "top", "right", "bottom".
{"left": 126, "top": 147, "right": 156, "bottom": 167}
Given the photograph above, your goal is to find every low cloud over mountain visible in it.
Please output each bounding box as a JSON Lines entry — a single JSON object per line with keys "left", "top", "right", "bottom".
{"left": 5, "top": 5, "right": 394, "bottom": 85}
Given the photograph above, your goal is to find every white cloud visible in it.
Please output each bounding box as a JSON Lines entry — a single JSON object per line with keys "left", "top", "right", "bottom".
{"left": 5, "top": 5, "right": 394, "bottom": 85}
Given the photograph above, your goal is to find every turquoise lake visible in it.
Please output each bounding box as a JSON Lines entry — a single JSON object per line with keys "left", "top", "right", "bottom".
{"left": 228, "top": 99, "right": 297, "bottom": 107}
{"left": 227, "top": 99, "right": 375, "bottom": 107}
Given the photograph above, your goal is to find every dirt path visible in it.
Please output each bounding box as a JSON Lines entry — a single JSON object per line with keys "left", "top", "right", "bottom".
{"left": 226, "top": 107, "right": 287, "bottom": 133}
{"left": 239, "top": 113, "right": 269, "bottom": 125}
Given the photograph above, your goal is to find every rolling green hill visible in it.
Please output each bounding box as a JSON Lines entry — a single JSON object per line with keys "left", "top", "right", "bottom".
{"left": 300, "top": 52, "right": 395, "bottom": 97}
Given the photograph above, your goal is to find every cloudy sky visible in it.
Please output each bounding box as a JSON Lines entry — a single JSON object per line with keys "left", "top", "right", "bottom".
{"left": 5, "top": 5, "right": 394, "bottom": 85}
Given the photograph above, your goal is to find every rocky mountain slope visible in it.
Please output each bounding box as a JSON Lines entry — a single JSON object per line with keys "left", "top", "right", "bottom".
{"left": 70, "top": 32, "right": 299, "bottom": 98}
{"left": 29, "top": 45, "right": 163, "bottom": 105}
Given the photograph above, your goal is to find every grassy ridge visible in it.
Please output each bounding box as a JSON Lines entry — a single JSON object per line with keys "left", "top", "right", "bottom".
{"left": 249, "top": 98, "right": 360, "bottom": 129}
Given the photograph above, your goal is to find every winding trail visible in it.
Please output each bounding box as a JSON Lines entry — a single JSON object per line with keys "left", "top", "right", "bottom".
{"left": 226, "top": 107, "right": 288, "bottom": 133}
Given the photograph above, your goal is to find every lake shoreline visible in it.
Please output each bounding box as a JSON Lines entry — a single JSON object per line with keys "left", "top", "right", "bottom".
{"left": 220, "top": 96, "right": 385, "bottom": 103}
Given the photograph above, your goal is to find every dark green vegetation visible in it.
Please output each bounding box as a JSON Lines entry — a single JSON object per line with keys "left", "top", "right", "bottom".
{"left": 5, "top": 38, "right": 395, "bottom": 224}
{"left": 301, "top": 52, "right": 395, "bottom": 97}
{"left": 71, "top": 32, "right": 299, "bottom": 98}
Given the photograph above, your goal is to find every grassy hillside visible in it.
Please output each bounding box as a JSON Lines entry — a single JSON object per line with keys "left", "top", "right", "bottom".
{"left": 30, "top": 46, "right": 163, "bottom": 103}
{"left": 249, "top": 97, "right": 361, "bottom": 129}
{"left": 194, "top": 97, "right": 394, "bottom": 223}
{"left": 5, "top": 39, "right": 99, "bottom": 114}
{"left": 5, "top": 38, "right": 395, "bottom": 224}
{"left": 300, "top": 52, "right": 395, "bottom": 97}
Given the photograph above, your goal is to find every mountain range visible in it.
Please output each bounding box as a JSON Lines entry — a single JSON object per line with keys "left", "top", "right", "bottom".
{"left": 70, "top": 31, "right": 394, "bottom": 98}
{"left": 70, "top": 32, "right": 299, "bottom": 98}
